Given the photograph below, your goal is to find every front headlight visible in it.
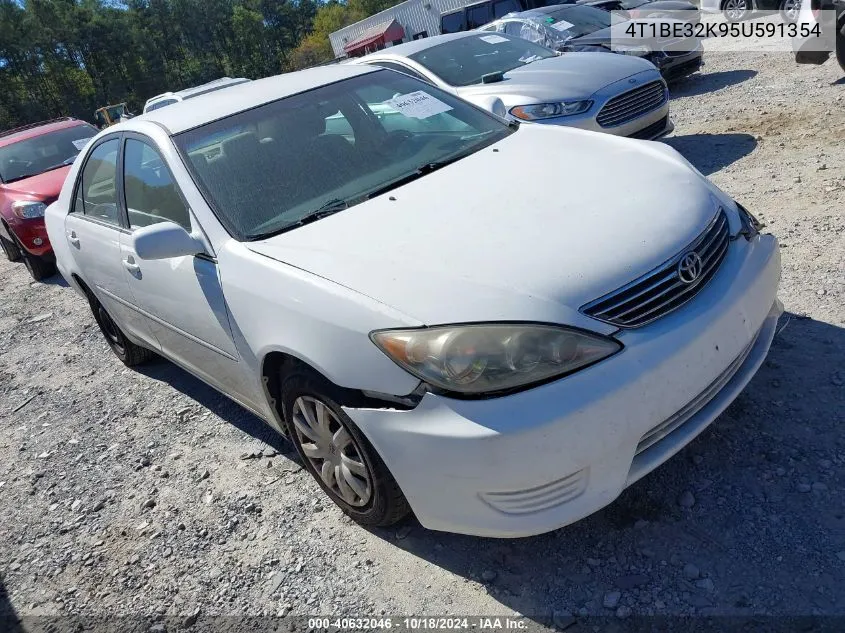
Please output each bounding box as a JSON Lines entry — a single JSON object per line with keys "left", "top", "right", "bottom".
{"left": 614, "top": 45, "right": 651, "bottom": 56}
{"left": 12, "top": 201, "right": 47, "bottom": 219}
{"left": 735, "top": 201, "right": 762, "bottom": 239}
{"left": 371, "top": 323, "right": 622, "bottom": 396}
{"left": 510, "top": 100, "right": 592, "bottom": 121}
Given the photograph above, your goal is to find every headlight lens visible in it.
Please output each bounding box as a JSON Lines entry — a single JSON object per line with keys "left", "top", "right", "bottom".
{"left": 371, "top": 324, "right": 622, "bottom": 396}
{"left": 614, "top": 45, "right": 651, "bottom": 56}
{"left": 735, "top": 201, "right": 762, "bottom": 238}
{"left": 510, "top": 100, "right": 592, "bottom": 121}
{"left": 12, "top": 201, "right": 47, "bottom": 219}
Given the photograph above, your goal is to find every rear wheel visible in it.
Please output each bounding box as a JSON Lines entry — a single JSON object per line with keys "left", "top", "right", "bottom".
{"left": 723, "top": 0, "right": 750, "bottom": 21}
{"left": 21, "top": 250, "right": 56, "bottom": 281}
{"left": 88, "top": 294, "right": 153, "bottom": 366}
{"left": 779, "top": 0, "right": 800, "bottom": 21}
{"left": 0, "top": 233, "right": 21, "bottom": 262}
{"left": 282, "top": 371, "right": 410, "bottom": 528}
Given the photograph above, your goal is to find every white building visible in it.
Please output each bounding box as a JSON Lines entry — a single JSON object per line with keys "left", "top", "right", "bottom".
{"left": 329, "top": 0, "right": 486, "bottom": 59}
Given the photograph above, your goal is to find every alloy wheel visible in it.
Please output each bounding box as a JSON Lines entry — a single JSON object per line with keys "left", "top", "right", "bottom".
{"left": 724, "top": 0, "right": 748, "bottom": 20}
{"left": 782, "top": 0, "right": 800, "bottom": 21}
{"left": 291, "top": 395, "right": 372, "bottom": 507}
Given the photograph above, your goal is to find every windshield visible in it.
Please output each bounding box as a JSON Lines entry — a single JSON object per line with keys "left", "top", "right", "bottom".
{"left": 409, "top": 34, "right": 556, "bottom": 87}
{"left": 540, "top": 6, "right": 621, "bottom": 40}
{"left": 0, "top": 123, "right": 98, "bottom": 183}
{"left": 175, "top": 70, "right": 513, "bottom": 240}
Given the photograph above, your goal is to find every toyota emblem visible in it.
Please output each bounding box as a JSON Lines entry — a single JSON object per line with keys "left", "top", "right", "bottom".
{"left": 677, "top": 252, "right": 704, "bottom": 285}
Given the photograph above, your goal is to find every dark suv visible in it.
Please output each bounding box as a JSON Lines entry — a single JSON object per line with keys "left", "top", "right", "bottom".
{"left": 0, "top": 118, "right": 98, "bottom": 280}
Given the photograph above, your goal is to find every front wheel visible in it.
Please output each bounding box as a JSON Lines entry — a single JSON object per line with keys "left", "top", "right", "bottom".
{"left": 0, "top": 233, "right": 21, "bottom": 262}
{"left": 21, "top": 251, "right": 56, "bottom": 281}
{"left": 282, "top": 372, "right": 410, "bottom": 527}
{"left": 837, "top": 21, "right": 845, "bottom": 73}
{"left": 723, "top": 0, "right": 750, "bottom": 21}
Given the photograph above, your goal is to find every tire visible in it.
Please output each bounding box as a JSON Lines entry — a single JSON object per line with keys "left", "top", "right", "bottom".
{"left": 779, "top": 0, "right": 800, "bottom": 22}
{"left": 281, "top": 371, "right": 410, "bottom": 528}
{"left": 21, "top": 251, "right": 56, "bottom": 281}
{"left": 837, "top": 19, "right": 845, "bottom": 73}
{"left": 723, "top": 0, "right": 750, "bottom": 21}
{"left": 0, "top": 233, "right": 21, "bottom": 262}
{"left": 88, "top": 293, "right": 153, "bottom": 366}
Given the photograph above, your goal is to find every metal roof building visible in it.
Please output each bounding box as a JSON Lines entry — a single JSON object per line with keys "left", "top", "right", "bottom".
{"left": 328, "top": 0, "right": 482, "bottom": 58}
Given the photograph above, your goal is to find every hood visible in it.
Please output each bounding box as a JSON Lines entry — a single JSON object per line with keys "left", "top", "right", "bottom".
{"left": 246, "top": 126, "right": 721, "bottom": 327}
{"left": 1, "top": 166, "right": 71, "bottom": 203}
{"left": 454, "top": 52, "right": 654, "bottom": 102}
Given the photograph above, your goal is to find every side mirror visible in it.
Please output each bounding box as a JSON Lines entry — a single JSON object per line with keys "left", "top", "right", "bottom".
{"left": 131, "top": 221, "right": 205, "bottom": 260}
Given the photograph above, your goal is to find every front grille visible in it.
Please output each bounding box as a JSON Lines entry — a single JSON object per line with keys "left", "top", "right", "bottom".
{"left": 628, "top": 115, "right": 668, "bottom": 140}
{"left": 596, "top": 80, "right": 667, "bottom": 128}
{"left": 635, "top": 328, "right": 759, "bottom": 456}
{"left": 581, "top": 210, "right": 730, "bottom": 328}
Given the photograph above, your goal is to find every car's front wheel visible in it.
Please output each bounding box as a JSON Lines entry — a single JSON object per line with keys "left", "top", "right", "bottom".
{"left": 723, "top": 0, "right": 750, "bottom": 21}
{"left": 0, "top": 233, "right": 21, "bottom": 262}
{"left": 21, "top": 250, "right": 56, "bottom": 281}
{"left": 837, "top": 19, "right": 845, "bottom": 72}
{"left": 282, "top": 371, "right": 410, "bottom": 528}
{"left": 88, "top": 294, "right": 153, "bottom": 366}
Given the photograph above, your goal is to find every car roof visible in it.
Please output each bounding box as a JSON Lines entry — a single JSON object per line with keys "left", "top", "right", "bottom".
{"left": 137, "top": 65, "right": 378, "bottom": 135}
{"left": 175, "top": 77, "right": 250, "bottom": 100}
{"left": 0, "top": 118, "right": 93, "bottom": 149}
{"left": 358, "top": 31, "right": 494, "bottom": 60}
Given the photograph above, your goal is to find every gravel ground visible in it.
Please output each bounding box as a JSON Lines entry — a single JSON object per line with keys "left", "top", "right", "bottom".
{"left": 1, "top": 42, "right": 844, "bottom": 628}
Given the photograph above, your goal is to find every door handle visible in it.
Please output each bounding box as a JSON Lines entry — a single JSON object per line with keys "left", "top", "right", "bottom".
{"left": 122, "top": 257, "right": 141, "bottom": 275}
{"left": 68, "top": 230, "right": 80, "bottom": 248}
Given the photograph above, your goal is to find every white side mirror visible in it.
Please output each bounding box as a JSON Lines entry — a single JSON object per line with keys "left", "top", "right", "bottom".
{"left": 131, "top": 221, "right": 205, "bottom": 260}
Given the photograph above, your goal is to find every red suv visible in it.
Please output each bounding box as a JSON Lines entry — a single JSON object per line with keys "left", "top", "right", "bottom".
{"left": 0, "top": 118, "right": 99, "bottom": 280}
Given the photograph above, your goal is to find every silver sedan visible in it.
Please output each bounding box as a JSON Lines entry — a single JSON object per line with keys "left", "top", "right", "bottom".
{"left": 351, "top": 32, "right": 673, "bottom": 139}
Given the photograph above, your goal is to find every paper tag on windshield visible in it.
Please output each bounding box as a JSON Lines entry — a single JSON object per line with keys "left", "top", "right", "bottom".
{"left": 387, "top": 91, "right": 453, "bottom": 119}
{"left": 479, "top": 34, "right": 509, "bottom": 44}
{"left": 549, "top": 20, "right": 574, "bottom": 31}
{"left": 72, "top": 138, "right": 93, "bottom": 150}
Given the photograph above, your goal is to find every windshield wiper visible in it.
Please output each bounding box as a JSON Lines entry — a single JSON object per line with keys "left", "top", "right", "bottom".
{"left": 287, "top": 199, "right": 349, "bottom": 229}
{"left": 365, "top": 148, "right": 482, "bottom": 201}
{"left": 6, "top": 155, "right": 78, "bottom": 183}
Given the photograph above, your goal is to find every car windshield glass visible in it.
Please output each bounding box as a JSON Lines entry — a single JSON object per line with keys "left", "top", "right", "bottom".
{"left": 0, "top": 123, "right": 98, "bottom": 183}
{"left": 174, "top": 70, "right": 513, "bottom": 240}
{"left": 540, "top": 5, "right": 617, "bottom": 40}
{"left": 409, "top": 34, "right": 556, "bottom": 86}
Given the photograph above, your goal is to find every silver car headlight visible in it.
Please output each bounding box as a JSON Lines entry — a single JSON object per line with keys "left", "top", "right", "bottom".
{"left": 614, "top": 44, "right": 651, "bottom": 56}
{"left": 12, "top": 201, "right": 47, "bottom": 219}
{"left": 509, "top": 101, "right": 592, "bottom": 121}
{"left": 735, "top": 200, "right": 762, "bottom": 239}
{"left": 371, "top": 323, "right": 621, "bottom": 396}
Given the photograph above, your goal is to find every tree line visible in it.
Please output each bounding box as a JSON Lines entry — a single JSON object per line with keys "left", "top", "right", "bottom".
{"left": 0, "top": 0, "right": 400, "bottom": 130}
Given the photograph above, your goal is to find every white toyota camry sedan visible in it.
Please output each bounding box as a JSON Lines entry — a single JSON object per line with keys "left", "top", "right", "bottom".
{"left": 46, "top": 65, "right": 782, "bottom": 537}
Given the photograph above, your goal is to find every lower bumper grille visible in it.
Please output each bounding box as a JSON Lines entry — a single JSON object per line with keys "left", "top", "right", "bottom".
{"left": 480, "top": 469, "right": 587, "bottom": 515}
{"left": 635, "top": 331, "right": 758, "bottom": 456}
{"left": 628, "top": 115, "right": 669, "bottom": 140}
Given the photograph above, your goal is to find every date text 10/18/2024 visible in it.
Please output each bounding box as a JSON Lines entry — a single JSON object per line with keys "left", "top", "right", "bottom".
{"left": 308, "top": 617, "right": 529, "bottom": 631}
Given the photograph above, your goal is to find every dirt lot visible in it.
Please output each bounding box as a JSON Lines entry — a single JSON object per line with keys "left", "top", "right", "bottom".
{"left": 1, "top": 43, "right": 844, "bottom": 628}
